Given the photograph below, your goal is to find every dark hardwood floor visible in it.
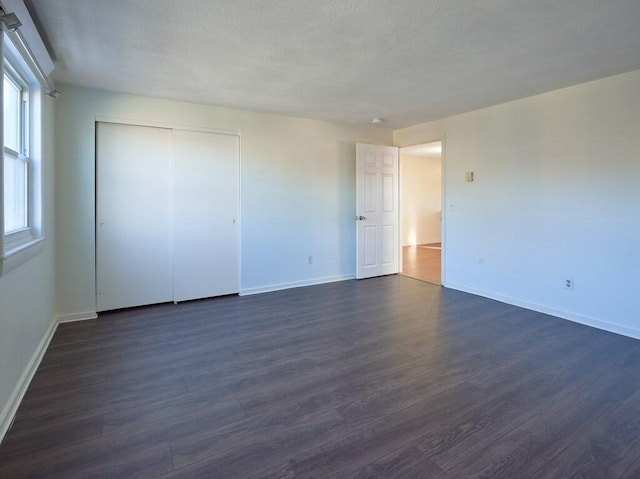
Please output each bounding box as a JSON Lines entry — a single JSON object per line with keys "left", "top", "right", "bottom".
{"left": 1, "top": 275, "right": 640, "bottom": 478}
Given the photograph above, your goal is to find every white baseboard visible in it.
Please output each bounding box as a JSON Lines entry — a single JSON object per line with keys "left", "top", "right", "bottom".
{"left": 443, "top": 281, "right": 640, "bottom": 340}
{"left": 0, "top": 319, "right": 58, "bottom": 444}
{"left": 56, "top": 311, "right": 98, "bottom": 323}
{"left": 240, "top": 274, "right": 355, "bottom": 296}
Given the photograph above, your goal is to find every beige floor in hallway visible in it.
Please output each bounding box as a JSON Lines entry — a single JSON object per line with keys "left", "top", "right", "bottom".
{"left": 401, "top": 243, "right": 441, "bottom": 284}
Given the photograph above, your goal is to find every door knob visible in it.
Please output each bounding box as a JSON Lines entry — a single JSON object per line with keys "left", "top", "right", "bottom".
{"left": 356, "top": 215, "right": 366, "bottom": 221}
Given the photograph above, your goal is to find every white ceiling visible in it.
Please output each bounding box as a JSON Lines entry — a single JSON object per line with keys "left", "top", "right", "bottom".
{"left": 25, "top": 0, "right": 640, "bottom": 129}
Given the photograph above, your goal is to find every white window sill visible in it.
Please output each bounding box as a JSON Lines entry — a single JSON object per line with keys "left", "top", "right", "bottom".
{"left": 1, "top": 236, "right": 45, "bottom": 276}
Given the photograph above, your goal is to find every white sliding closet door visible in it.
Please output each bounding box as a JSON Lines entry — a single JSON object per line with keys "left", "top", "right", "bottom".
{"left": 96, "top": 122, "right": 174, "bottom": 311}
{"left": 173, "top": 129, "right": 240, "bottom": 302}
{"left": 96, "top": 122, "right": 240, "bottom": 312}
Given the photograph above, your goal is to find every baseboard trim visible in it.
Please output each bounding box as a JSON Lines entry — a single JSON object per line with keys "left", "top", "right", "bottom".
{"left": 0, "top": 319, "right": 58, "bottom": 444}
{"left": 240, "top": 274, "right": 355, "bottom": 296}
{"left": 443, "top": 281, "right": 640, "bottom": 341}
{"left": 56, "top": 311, "right": 98, "bottom": 323}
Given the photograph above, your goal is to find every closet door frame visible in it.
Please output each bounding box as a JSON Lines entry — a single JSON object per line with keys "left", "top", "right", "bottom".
{"left": 94, "top": 117, "right": 241, "bottom": 311}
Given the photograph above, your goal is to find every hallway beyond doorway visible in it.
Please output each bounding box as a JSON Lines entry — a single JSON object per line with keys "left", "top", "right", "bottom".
{"left": 401, "top": 244, "right": 441, "bottom": 285}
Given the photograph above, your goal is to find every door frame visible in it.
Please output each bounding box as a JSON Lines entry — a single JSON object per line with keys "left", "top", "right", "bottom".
{"left": 397, "top": 137, "right": 446, "bottom": 285}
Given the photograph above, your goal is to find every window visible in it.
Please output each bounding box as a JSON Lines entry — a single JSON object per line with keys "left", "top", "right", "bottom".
{"left": 4, "top": 64, "right": 30, "bottom": 240}
{"left": 1, "top": 29, "right": 44, "bottom": 274}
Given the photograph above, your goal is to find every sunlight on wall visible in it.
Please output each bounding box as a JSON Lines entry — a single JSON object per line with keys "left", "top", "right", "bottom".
{"left": 408, "top": 231, "right": 417, "bottom": 246}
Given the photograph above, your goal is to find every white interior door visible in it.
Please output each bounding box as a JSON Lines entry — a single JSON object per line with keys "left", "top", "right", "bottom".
{"left": 356, "top": 143, "right": 399, "bottom": 279}
{"left": 96, "top": 122, "right": 174, "bottom": 311}
{"left": 172, "top": 129, "right": 240, "bottom": 302}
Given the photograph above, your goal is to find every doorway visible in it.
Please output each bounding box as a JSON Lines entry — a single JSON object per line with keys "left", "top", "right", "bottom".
{"left": 399, "top": 141, "right": 442, "bottom": 284}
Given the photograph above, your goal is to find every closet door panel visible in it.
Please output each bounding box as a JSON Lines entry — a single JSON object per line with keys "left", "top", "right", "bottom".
{"left": 173, "top": 129, "right": 240, "bottom": 302}
{"left": 96, "top": 122, "right": 174, "bottom": 311}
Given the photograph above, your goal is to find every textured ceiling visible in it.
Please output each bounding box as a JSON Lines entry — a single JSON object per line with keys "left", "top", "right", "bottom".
{"left": 25, "top": 0, "right": 640, "bottom": 129}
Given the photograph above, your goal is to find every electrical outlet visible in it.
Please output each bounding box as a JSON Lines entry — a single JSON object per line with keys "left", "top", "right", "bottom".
{"left": 308, "top": 256, "right": 313, "bottom": 265}
{"left": 565, "top": 278, "right": 573, "bottom": 290}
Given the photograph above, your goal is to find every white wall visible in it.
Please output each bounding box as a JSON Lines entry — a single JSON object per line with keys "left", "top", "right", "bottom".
{"left": 55, "top": 86, "right": 392, "bottom": 319}
{"left": 395, "top": 69, "right": 640, "bottom": 338}
{"left": 400, "top": 154, "right": 442, "bottom": 246}
{"left": 0, "top": 95, "right": 56, "bottom": 434}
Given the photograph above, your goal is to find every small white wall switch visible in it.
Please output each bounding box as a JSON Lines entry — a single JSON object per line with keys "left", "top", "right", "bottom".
{"left": 465, "top": 171, "right": 474, "bottom": 182}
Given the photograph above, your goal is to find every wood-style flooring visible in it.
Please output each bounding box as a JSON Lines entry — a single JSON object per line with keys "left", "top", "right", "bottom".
{"left": 402, "top": 244, "right": 441, "bottom": 284}
{"left": 1, "top": 275, "right": 640, "bottom": 478}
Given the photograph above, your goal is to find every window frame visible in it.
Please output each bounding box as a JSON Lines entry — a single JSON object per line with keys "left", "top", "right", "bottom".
{"left": 1, "top": 29, "right": 44, "bottom": 275}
